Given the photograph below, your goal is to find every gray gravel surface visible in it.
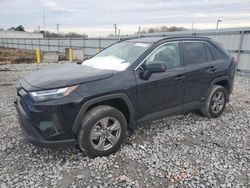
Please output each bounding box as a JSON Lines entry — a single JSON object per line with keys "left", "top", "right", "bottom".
{"left": 0, "top": 63, "right": 250, "bottom": 188}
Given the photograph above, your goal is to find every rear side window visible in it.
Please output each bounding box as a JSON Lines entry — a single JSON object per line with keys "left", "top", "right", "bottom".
{"left": 206, "top": 45, "right": 213, "bottom": 61}
{"left": 182, "top": 42, "right": 206, "bottom": 65}
{"left": 206, "top": 42, "right": 223, "bottom": 60}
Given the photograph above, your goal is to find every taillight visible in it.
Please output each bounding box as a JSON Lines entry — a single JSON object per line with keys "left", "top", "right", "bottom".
{"left": 233, "top": 58, "right": 239, "bottom": 65}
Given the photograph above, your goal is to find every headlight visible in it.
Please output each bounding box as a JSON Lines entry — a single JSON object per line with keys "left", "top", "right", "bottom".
{"left": 29, "top": 85, "right": 78, "bottom": 102}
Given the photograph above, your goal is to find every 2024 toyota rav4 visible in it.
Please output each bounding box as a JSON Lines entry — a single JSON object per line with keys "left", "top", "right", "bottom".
{"left": 15, "top": 36, "right": 236, "bottom": 157}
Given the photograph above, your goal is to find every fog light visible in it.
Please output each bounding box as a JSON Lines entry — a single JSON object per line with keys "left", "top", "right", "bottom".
{"left": 39, "top": 121, "right": 58, "bottom": 137}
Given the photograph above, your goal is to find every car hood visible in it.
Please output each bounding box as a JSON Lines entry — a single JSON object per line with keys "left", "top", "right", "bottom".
{"left": 22, "top": 63, "right": 115, "bottom": 90}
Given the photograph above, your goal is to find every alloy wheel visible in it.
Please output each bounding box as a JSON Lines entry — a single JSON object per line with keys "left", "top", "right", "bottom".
{"left": 211, "top": 91, "right": 225, "bottom": 114}
{"left": 90, "top": 117, "right": 121, "bottom": 151}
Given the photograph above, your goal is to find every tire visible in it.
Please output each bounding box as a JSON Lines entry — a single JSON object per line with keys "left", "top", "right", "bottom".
{"left": 77, "top": 105, "right": 127, "bottom": 157}
{"left": 200, "top": 85, "right": 228, "bottom": 118}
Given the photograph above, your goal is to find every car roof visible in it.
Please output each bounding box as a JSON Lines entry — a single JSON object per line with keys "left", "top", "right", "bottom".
{"left": 123, "top": 36, "right": 210, "bottom": 44}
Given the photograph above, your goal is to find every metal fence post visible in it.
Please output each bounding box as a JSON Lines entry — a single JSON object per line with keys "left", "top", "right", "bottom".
{"left": 48, "top": 38, "right": 50, "bottom": 51}
{"left": 70, "top": 38, "right": 72, "bottom": 48}
{"left": 82, "top": 38, "right": 85, "bottom": 60}
{"left": 12, "top": 38, "right": 14, "bottom": 49}
{"left": 1, "top": 38, "right": 4, "bottom": 48}
{"left": 17, "top": 38, "right": 19, "bottom": 49}
{"left": 237, "top": 30, "right": 245, "bottom": 63}
{"left": 58, "top": 38, "right": 60, "bottom": 52}
{"left": 38, "top": 38, "right": 41, "bottom": 50}
{"left": 31, "top": 39, "right": 34, "bottom": 51}
{"left": 24, "top": 38, "right": 27, "bottom": 50}
{"left": 69, "top": 38, "right": 73, "bottom": 62}
{"left": 98, "top": 37, "right": 101, "bottom": 52}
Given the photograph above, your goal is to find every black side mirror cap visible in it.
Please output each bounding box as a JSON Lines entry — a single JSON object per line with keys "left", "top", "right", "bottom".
{"left": 139, "top": 63, "right": 167, "bottom": 80}
{"left": 146, "top": 63, "right": 167, "bottom": 73}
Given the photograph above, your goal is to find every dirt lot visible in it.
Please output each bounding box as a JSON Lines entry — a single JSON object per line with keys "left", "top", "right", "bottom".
{"left": 0, "top": 63, "right": 250, "bottom": 188}
{"left": 0, "top": 48, "right": 36, "bottom": 65}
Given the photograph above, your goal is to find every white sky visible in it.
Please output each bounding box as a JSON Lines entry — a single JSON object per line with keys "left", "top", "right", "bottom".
{"left": 0, "top": 0, "right": 250, "bottom": 36}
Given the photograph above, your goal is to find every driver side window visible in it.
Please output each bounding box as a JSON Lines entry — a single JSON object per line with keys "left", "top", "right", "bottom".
{"left": 145, "top": 43, "right": 181, "bottom": 69}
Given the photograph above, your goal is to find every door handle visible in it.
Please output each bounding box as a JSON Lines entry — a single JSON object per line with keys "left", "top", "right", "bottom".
{"left": 207, "top": 66, "right": 216, "bottom": 72}
{"left": 174, "top": 75, "right": 185, "bottom": 81}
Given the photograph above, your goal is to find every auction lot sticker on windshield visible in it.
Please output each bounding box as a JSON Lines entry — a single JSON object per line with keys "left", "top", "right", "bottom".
{"left": 134, "top": 43, "right": 149, "bottom": 48}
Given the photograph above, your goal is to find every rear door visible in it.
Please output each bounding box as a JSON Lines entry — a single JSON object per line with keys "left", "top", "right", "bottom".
{"left": 205, "top": 41, "right": 230, "bottom": 76}
{"left": 181, "top": 41, "right": 215, "bottom": 111}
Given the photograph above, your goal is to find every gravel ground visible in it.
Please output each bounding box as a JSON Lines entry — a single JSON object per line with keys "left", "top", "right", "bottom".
{"left": 0, "top": 63, "right": 249, "bottom": 188}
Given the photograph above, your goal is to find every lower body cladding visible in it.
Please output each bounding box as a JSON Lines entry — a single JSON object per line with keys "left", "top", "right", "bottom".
{"left": 14, "top": 88, "right": 83, "bottom": 148}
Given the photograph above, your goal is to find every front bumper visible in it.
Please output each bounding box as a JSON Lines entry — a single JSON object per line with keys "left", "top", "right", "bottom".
{"left": 15, "top": 99, "right": 76, "bottom": 148}
{"left": 14, "top": 80, "right": 83, "bottom": 148}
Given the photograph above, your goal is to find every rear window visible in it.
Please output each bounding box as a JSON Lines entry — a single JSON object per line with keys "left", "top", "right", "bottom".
{"left": 182, "top": 42, "right": 206, "bottom": 65}
{"left": 206, "top": 42, "right": 223, "bottom": 60}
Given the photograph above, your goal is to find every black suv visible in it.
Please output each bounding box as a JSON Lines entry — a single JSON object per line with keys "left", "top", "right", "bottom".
{"left": 15, "top": 37, "right": 236, "bottom": 157}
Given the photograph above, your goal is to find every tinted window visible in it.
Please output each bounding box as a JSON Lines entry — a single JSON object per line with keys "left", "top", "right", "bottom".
{"left": 182, "top": 42, "right": 206, "bottom": 65}
{"left": 205, "top": 44, "right": 213, "bottom": 61}
{"left": 206, "top": 42, "right": 223, "bottom": 60}
{"left": 145, "top": 43, "right": 181, "bottom": 69}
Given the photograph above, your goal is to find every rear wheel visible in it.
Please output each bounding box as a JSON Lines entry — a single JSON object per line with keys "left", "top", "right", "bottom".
{"left": 77, "top": 105, "right": 127, "bottom": 157}
{"left": 201, "top": 85, "right": 228, "bottom": 118}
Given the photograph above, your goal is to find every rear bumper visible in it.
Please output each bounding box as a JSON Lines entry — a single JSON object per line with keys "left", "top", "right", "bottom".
{"left": 15, "top": 99, "right": 76, "bottom": 148}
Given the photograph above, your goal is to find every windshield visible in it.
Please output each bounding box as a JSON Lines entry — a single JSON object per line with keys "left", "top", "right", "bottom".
{"left": 82, "top": 41, "right": 151, "bottom": 71}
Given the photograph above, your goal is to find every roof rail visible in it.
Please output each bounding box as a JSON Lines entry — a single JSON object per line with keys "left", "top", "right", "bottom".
{"left": 118, "top": 35, "right": 211, "bottom": 43}
{"left": 157, "top": 35, "right": 211, "bottom": 42}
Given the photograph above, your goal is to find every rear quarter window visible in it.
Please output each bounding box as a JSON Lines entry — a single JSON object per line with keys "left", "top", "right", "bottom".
{"left": 206, "top": 42, "right": 223, "bottom": 60}
{"left": 182, "top": 42, "right": 206, "bottom": 65}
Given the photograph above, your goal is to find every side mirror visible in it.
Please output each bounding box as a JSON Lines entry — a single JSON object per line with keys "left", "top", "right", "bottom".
{"left": 146, "top": 63, "right": 167, "bottom": 73}
{"left": 139, "top": 63, "right": 166, "bottom": 80}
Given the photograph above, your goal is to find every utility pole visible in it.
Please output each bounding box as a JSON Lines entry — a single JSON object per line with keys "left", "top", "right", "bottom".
{"left": 216, "top": 20, "right": 222, "bottom": 29}
{"left": 138, "top": 26, "right": 141, "bottom": 38}
{"left": 118, "top": 29, "right": 121, "bottom": 40}
{"left": 43, "top": 10, "right": 46, "bottom": 38}
{"left": 56, "top": 24, "right": 60, "bottom": 36}
{"left": 38, "top": 25, "right": 40, "bottom": 32}
{"left": 114, "top": 24, "right": 117, "bottom": 37}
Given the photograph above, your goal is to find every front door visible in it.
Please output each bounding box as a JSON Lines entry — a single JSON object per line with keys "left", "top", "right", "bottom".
{"left": 135, "top": 42, "right": 186, "bottom": 121}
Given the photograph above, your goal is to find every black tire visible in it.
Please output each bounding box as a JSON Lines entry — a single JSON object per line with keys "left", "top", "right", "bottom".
{"left": 77, "top": 105, "right": 127, "bottom": 157}
{"left": 200, "top": 85, "right": 228, "bottom": 118}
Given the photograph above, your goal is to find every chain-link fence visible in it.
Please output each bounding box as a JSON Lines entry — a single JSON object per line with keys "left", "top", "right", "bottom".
{"left": 0, "top": 28, "right": 250, "bottom": 71}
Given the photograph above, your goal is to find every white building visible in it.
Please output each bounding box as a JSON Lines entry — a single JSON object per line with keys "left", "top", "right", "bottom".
{"left": 0, "top": 30, "right": 43, "bottom": 38}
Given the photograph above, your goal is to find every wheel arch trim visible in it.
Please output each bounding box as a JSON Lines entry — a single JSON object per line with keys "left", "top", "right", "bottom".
{"left": 72, "top": 93, "right": 136, "bottom": 134}
{"left": 206, "top": 76, "right": 231, "bottom": 101}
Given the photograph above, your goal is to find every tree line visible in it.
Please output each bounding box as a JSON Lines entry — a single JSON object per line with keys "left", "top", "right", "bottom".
{"left": 140, "top": 26, "right": 187, "bottom": 34}
{"left": 1, "top": 25, "right": 188, "bottom": 38}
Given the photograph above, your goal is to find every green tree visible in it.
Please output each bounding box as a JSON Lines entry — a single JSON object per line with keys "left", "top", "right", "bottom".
{"left": 15, "top": 25, "right": 25, "bottom": 32}
{"left": 8, "top": 25, "right": 25, "bottom": 32}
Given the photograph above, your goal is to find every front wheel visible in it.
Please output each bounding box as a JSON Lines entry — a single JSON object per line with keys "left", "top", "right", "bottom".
{"left": 200, "top": 85, "right": 228, "bottom": 118}
{"left": 77, "top": 105, "right": 127, "bottom": 157}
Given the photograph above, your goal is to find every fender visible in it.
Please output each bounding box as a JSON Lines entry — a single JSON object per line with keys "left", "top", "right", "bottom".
{"left": 72, "top": 93, "right": 136, "bottom": 134}
{"left": 206, "top": 76, "right": 231, "bottom": 101}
